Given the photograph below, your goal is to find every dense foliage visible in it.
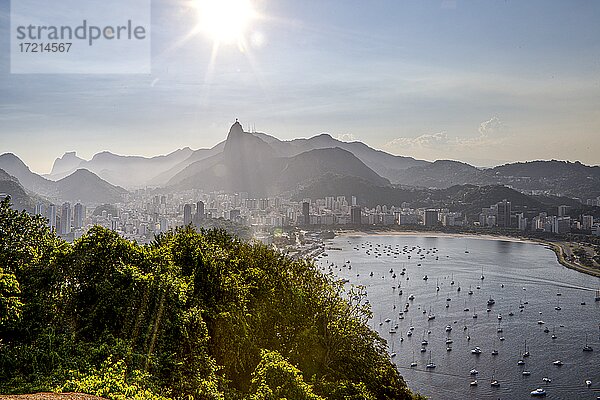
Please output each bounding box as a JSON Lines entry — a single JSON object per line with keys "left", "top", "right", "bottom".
{"left": 0, "top": 197, "right": 420, "bottom": 399}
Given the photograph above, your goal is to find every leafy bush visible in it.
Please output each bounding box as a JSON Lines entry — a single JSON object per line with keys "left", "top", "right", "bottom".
{"left": 60, "top": 357, "right": 168, "bottom": 400}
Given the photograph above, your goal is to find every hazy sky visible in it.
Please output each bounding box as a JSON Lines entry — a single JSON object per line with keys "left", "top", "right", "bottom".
{"left": 1, "top": 0, "right": 599, "bottom": 173}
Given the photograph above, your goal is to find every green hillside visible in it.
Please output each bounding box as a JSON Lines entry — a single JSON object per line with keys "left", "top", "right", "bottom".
{"left": 0, "top": 197, "right": 422, "bottom": 400}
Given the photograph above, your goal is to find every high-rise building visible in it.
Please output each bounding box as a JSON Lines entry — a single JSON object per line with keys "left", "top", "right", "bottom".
{"left": 351, "top": 196, "right": 357, "bottom": 206}
{"left": 557, "top": 205, "right": 570, "bottom": 217}
{"left": 553, "top": 216, "right": 571, "bottom": 234}
{"left": 302, "top": 202, "right": 310, "bottom": 225}
{"left": 517, "top": 213, "right": 528, "bottom": 231}
{"left": 582, "top": 215, "right": 594, "bottom": 231}
{"left": 35, "top": 203, "right": 44, "bottom": 216}
{"left": 61, "top": 202, "right": 72, "bottom": 235}
{"left": 183, "top": 204, "right": 193, "bottom": 225}
{"left": 259, "top": 198, "right": 269, "bottom": 210}
{"left": 496, "top": 200, "right": 511, "bottom": 228}
{"left": 229, "top": 209, "right": 241, "bottom": 221}
{"left": 351, "top": 206, "right": 362, "bottom": 225}
{"left": 196, "top": 201, "right": 205, "bottom": 221}
{"left": 424, "top": 210, "right": 439, "bottom": 227}
{"left": 73, "top": 202, "right": 84, "bottom": 229}
{"left": 325, "top": 196, "right": 334, "bottom": 210}
{"left": 48, "top": 204, "right": 57, "bottom": 230}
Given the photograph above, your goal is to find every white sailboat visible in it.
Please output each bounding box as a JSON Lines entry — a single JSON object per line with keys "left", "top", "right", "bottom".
{"left": 583, "top": 333, "right": 593, "bottom": 352}
{"left": 425, "top": 351, "right": 436, "bottom": 369}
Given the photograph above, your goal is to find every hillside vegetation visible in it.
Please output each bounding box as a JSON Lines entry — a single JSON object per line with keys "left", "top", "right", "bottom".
{"left": 0, "top": 197, "right": 420, "bottom": 400}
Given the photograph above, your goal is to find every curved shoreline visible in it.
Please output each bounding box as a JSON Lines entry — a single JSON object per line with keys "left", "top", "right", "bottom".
{"left": 335, "top": 229, "right": 600, "bottom": 278}
{"left": 544, "top": 240, "right": 600, "bottom": 278}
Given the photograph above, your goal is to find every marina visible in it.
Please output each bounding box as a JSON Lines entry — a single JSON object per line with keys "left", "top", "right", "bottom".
{"left": 318, "top": 234, "right": 600, "bottom": 399}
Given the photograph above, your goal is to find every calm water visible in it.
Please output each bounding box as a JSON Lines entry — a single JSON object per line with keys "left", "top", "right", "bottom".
{"left": 317, "top": 234, "right": 600, "bottom": 400}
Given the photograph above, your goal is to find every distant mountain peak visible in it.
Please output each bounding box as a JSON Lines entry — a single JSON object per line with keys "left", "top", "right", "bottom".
{"left": 50, "top": 151, "right": 85, "bottom": 177}
{"left": 223, "top": 120, "right": 274, "bottom": 160}
{"left": 226, "top": 120, "right": 245, "bottom": 138}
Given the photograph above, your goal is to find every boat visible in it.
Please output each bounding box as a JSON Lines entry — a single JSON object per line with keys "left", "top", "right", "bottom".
{"left": 523, "top": 340, "right": 530, "bottom": 357}
{"left": 530, "top": 388, "right": 547, "bottom": 396}
{"left": 446, "top": 325, "right": 452, "bottom": 332}
{"left": 450, "top": 273, "right": 454, "bottom": 285}
{"left": 542, "top": 377, "right": 552, "bottom": 383}
{"left": 553, "top": 360, "right": 563, "bottom": 366}
{"left": 468, "top": 285, "right": 473, "bottom": 295}
{"left": 523, "top": 371, "right": 531, "bottom": 376}
{"left": 408, "top": 294, "right": 415, "bottom": 300}
{"left": 425, "top": 351, "right": 436, "bottom": 369}
{"left": 410, "top": 350, "right": 417, "bottom": 367}
{"left": 487, "top": 296, "right": 495, "bottom": 306}
{"left": 583, "top": 334, "right": 594, "bottom": 352}
{"left": 470, "top": 369, "right": 478, "bottom": 375}
{"left": 470, "top": 380, "right": 478, "bottom": 386}
{"left": 518, "top": 359, "right": 525, "bottom": 365}
{"left": 491, "top": 376, "right": 500, "bottom": 387}
{"left": 427, "top": 307, "right": 435, "bottom": 320}
{"left": 480, "top": 267, "right": 484, "bottom": 280}
{"left": 471, "top": 347, "right": 482, "bottom": 355}
{"left": 586, "top": 379, "right": 592, "bottom": 387}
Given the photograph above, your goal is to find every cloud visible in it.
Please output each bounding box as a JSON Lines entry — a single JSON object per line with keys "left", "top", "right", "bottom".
{"left": 385, "top": 131, "right": 449, "bottom": 148}
{"left": 384, "top": 116, "right": 507, "bottom": 152}
{"left": 335, "top": 133, "right": 357, "bottom": 142}
{"left": 478, "top": 116, "right": 504, "bottom": 137}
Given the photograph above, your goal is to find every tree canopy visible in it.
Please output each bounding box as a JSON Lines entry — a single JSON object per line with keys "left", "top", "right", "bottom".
{"left": 0, "top": 197, "right": 420, "bottom": 399}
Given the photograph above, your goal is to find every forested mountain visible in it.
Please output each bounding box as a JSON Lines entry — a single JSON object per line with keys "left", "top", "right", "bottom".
{"left": 0, "top": 153, "right": 56, "bottom": 196}
{"left": 55, "top": 169, "right": 128, "bottom": 204}
{"left": 0, "top": 168, "right": 34, "bottom": 211}
{"left": 0, "top": 154, "right": 129, "bottom": 204}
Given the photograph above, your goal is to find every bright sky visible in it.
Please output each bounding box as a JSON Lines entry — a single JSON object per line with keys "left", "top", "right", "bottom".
{"left": 1, "top": 0, "right": 599, "bottom": 173}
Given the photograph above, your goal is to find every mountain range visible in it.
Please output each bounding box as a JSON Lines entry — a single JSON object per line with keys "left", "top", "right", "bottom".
{"left": 0, "top": 153, "right": 128, "bottom": 209}
{"left": 1, "top": 121, "right": 599, "bottom": 211}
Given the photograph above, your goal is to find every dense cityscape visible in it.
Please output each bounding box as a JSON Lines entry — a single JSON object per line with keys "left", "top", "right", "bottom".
{"left": 29, "top": 191, "right": 600, "bottom": 245}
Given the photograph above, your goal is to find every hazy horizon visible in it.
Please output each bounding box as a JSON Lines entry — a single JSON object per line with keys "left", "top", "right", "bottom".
{"left": 2, "top": 1, "right": 600, "bottom": 173}
{"left": 8, "top": 122, "right": 600, "bottom": 176}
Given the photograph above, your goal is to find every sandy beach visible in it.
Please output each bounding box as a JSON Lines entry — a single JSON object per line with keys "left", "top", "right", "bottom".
{"left": 337, "top": 229, "right": 538, "bottom": 244}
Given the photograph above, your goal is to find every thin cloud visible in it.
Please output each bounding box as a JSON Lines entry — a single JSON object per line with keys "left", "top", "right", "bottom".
{"left": 335, "top": 133, "right": 357, "bottom": 142}
{"left": 385, "top": 116, "right": 507, "bottom": 152}
{"left": 385, "top": 131, "right": 449, "bottom": 148}
{"left": 478, "top": 116, "right": 504, "bottom": 137}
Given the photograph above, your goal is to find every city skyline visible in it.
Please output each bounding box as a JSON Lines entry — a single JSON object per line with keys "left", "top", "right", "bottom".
{"left": 2, "top": 1, "right": 600, "bottom": 173}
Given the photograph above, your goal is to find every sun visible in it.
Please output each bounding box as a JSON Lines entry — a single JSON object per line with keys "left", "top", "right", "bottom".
{"left": 194, "top": 0, "right": 257, "bottom": 45}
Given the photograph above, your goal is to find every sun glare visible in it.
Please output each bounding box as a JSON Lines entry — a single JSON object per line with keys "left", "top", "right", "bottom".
{"left": 195, "top": 0, "right": 256, "bottom": 45}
